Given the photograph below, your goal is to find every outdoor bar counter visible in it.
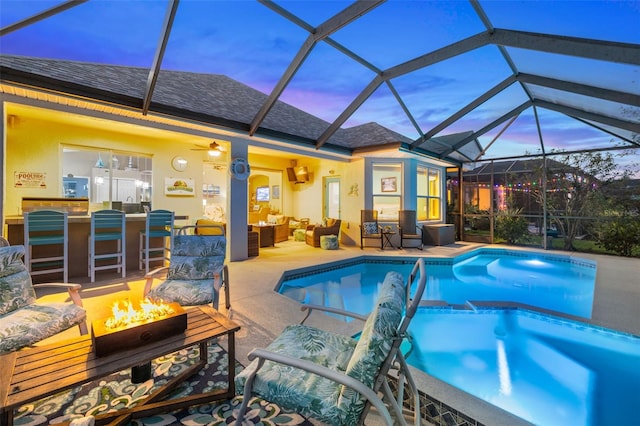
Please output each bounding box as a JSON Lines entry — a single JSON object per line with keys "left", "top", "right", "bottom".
{"left": 5, "top": 213, "right": 188, "bottom": 280}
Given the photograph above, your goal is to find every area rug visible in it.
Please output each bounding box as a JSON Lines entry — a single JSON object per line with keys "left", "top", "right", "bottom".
{"left": 15, "top": 342, "right": 313, "bottom": 425}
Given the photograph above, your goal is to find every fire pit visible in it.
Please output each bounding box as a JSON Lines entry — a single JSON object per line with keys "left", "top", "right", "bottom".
{"left": 92, "top": 299, "right": 187, "bottom": 357}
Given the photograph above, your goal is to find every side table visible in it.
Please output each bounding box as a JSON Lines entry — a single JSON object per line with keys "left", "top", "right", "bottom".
{"left": 381, "top": 231, "right": 396, "bottom": 250}
{"left": 252, "top": 224, "right": 275, "bottom": 247}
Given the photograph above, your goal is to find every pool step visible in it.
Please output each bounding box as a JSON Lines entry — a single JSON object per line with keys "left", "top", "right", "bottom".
{"left": 458, "top": 255, "right": 498, "bottom": 268}
{"left": 453, "top": 256, "right": 499, "bottom": 281}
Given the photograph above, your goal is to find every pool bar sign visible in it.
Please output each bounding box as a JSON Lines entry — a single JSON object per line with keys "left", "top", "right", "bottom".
{"left": 164, "top": 177, "right": 195, "bottom": 196}
{"left": 15, "top": 171, "right": 47, "bottom": 189}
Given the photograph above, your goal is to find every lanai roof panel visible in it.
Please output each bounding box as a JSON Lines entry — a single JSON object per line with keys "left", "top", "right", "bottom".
{"left": 0, "top": 0, "right": 637, "bottom": 168}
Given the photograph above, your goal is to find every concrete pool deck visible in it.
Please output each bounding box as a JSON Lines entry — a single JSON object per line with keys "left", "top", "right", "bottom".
{"left": 35, "top": 240, "right": 639, "bottom": 425}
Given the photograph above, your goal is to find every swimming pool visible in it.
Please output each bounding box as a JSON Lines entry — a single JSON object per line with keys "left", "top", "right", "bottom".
{"left": 275, "top": 248, "right": 625, "bottom": 425}
{"left": 278, "top": 248, "right": 597, "bottom": 318}
{"left": 412, "top": 308, "right": 640, "bottom": 426}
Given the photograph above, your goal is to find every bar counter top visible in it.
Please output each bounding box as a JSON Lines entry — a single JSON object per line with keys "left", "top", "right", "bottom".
{"left": 5, "top": 213, "right": 188, "bottom": 225}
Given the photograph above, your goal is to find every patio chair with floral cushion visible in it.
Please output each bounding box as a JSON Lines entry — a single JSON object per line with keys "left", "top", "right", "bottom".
{"left": 234, "top": 258, "right": 426, "bottom": 426}
{"left": 0, "top": 245, "right": 87, "bottom": 354}
{"left": 143, "top": 226, "right": 229, "bottom": 310}
{"left": 360, "top": 209, "right": 382, "bottom": 249}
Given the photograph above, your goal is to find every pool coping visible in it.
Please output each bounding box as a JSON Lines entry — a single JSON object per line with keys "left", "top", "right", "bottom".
{"left": 277, "top": 247, "right": 597, "bottom": 288}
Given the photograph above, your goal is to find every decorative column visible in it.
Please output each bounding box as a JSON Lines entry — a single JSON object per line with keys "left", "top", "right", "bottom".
{"left": 228, "top": 139, "right": 250, "bottom": 261}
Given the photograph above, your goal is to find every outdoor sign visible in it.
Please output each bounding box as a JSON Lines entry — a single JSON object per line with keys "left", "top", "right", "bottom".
{"left": 14, "top": 171, "right": 47, "bottom": 189}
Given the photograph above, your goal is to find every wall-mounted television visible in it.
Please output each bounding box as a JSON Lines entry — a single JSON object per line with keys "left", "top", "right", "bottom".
{"left": 286, "top": 166, "right": 309, "bottom": 183}
{"left": 256, "top": 186, "right": 270, "bottom": 201}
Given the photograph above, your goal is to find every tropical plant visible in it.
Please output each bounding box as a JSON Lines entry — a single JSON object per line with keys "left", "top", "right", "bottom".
{"left": 495, "top": 205, "right": 529, "bottom": 244}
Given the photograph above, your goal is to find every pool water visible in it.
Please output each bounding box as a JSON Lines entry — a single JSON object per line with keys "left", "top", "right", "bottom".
{"left": 411, "top": 308, "right": 640, "bottom": 426}
{"left": 275, "top": 249, "right": 620, "bottom": 425}
{"left": 278, "top": 249, "right": 597, "bottom": 318}
{"left": 450, "top": 251, "right": 596, "bottom": 317}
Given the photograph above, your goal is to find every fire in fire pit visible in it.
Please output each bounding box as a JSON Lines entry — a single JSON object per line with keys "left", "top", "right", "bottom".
{"left": 92, "top": 299, "right": 187, "bottom": 357}
{"left": 105, "top": 299, "right": 178, "bottom": 329}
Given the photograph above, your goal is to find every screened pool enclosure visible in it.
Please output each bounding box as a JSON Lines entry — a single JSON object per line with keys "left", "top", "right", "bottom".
{"left": 1, "top": 0, "right": 638, "bottom": 254}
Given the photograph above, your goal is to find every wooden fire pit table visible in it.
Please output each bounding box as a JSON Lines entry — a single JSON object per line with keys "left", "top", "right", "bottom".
{"left": 0, "top": 305, "right": 240, "bottom": 426}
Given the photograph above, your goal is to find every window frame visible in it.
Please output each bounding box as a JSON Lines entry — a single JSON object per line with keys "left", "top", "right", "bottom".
{"left": 417, "top": 165, "right": 442, "bottom": 221}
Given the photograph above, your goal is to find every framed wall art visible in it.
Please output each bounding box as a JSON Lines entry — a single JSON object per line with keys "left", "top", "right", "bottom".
{"left": 381, "top": 176, "right": 397, "bottom": 192}
{"left": 165, "top": 177, "right": 195, "bottom": 196}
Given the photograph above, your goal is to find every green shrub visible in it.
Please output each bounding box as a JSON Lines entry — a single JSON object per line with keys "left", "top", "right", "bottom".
{"left": 597, "top": 217, "right": 640, "bottom": 257}
{"left": 495, "top": 208, "right": 529, "bottom": 244}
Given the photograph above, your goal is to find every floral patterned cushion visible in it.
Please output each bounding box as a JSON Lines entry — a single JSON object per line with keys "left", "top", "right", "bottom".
{"left": 338, "top": 271, "right": 404, "bottom": 410}
{"left": 167, "top": 235, "right": 225, "bottom": 280}
{"left": 235, "top": 271, "right": 405, "bottom": 425}
{"left": 236, "top": 324, "right": 357, "bottom": 425}
{"left": 148, "top": 235, "right": 225, "bottom": 306}
{"left": 0, "top": 302, "right": 86, "bottom": 353}
{"left": 0, "top": 245, "right": 36, "bottom": 316}
{"left": 147, "top": 278, "right": 219, "bottom": 306}
{"left": 320, "top": 235, "right": 339, "bottom": 250}
{"left": 362, "top": 222, "right": 379, "bottom": 235}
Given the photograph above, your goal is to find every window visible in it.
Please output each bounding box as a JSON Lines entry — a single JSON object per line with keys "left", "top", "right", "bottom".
{"left": 62, "top": 147, "right": 152, "bottom": 208}
{"left": 417, "top": 166, "right": 441, "bottom": 221}
{"left": 372, "top": 163, "right": 402, "bottom": 221}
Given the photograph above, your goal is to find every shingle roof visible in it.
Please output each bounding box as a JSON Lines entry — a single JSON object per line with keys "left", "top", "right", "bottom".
{"left": 0, "top": 54, "right": 423, "bottom": 157}
{"left": 340, "top": 122, "right": 412, "bottom": 148}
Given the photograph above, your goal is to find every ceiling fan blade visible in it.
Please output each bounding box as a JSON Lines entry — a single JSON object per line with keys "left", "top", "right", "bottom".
{"left": 190, "top": 139, "right": 228, "bottom": 152}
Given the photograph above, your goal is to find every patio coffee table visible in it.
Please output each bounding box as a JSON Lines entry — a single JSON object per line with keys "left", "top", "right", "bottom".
{"left": 0, "top": 305, "right": 240, "bottom": 426}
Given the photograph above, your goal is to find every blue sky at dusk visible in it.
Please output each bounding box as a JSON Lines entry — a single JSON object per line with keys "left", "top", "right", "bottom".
{"left": 1, "top": 1, "right": 638, "bottom": 171}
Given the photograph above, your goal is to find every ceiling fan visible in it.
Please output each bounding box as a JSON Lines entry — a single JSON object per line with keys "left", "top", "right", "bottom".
{"left": 191, "top": 140, "right": 226, "bottom": 156}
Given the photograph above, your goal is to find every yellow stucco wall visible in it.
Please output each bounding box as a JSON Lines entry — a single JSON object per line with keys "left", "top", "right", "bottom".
{"left": 3, "top": 102, "right": 366, "bottom": 247}
{"left": 5, "top": 110, "right": 207, "bottom": 221}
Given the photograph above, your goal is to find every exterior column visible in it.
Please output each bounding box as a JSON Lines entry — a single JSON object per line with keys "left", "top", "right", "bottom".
{"left": 228, "top": 140, "right": 249, "bottom": 261}
{"left": 0, "top": 99, "right": 5, "bottom": 231}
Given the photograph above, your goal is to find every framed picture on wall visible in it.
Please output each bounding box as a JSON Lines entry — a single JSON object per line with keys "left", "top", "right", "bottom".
{"left": 272, "top": 185, "right": 280, "bottom": 199}
{"left": 381, "top": 176, "right": 397, "bottom": 192}
{"left": 165, "top": 177, "right": 195, "bottom": 196}
{"left": 256, "top": 186, "right": 270, "bottom": 202}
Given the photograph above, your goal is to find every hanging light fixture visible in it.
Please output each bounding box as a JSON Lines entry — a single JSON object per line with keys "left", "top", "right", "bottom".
{"left": 191, "top": 140, "right": 225, "bottom": 156}
{"left": 208, "top": 141, "right": 222, "bottom": 157}
{"left": 95, "top": 153, "right": 105, "bottom": 168}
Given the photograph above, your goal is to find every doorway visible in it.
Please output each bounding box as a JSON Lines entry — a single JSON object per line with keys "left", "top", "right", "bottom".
{"left": 324, "top": 176, "right": 340, "bottom": 219}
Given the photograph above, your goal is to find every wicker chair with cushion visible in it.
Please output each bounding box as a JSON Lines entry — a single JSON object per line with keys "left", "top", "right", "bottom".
{"left": 0, "top": 245, "right": 87, "bottom": 354}
{"left": 288, "top": 217, "right": 310, "bottom": 235}
{"left": 248, "top": 206, "right": 270, "bottom": 224}
{"left": 305, "top": 218, "right": 341, "bottom": 247}
{"left": 266, "top": 214, "right": 290, "bottom": 243}
{"left": 194, "top": 219, "right": 226, "bottom": 235}
{"left": 398, "top": 210, "right": 423, "bottom": 250}
{"left": 360, "top": 209, "right": 382, "bottom": 249}
{"left": 235, "top": 258, "right": 427, "bottom": 426}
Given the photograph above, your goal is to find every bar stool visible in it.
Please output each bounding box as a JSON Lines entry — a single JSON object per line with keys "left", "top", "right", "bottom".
{"left": 139, "top": 209, "right": 174, "bottom": 274}
{"left": 88, "top": 209, "right": 126, "bottom": 282}
{"left": 23, "top": 210, "right": 68, "bottom": 283}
